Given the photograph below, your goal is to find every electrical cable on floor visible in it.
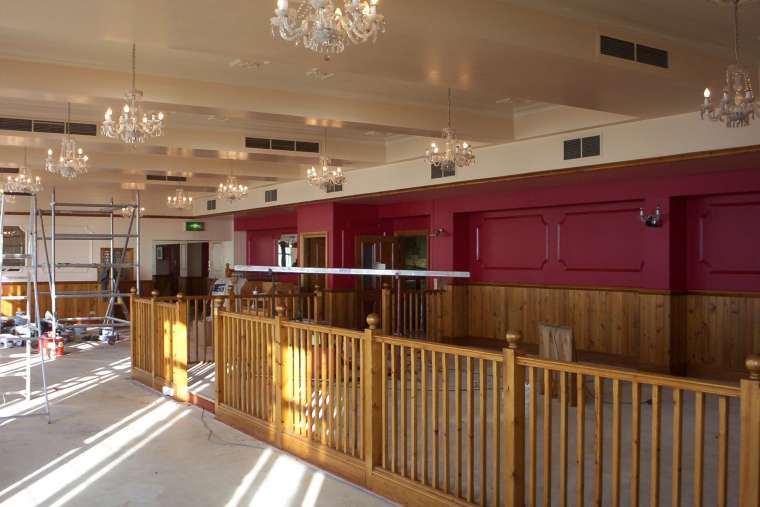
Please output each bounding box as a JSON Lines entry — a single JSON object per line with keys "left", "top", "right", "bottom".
{"left": 199, "top": 408, "right": 267, "bottom": 450}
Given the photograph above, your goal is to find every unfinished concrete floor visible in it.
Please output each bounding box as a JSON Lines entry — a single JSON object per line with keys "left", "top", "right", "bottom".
{"left": 0, "top": 342, "right": 395, "bottom": 507}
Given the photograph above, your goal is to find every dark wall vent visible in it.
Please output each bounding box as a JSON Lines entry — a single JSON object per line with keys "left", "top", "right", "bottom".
{"left": 431, "top": 161, "right": 456, "bottom": 180}
{"left": 0, "top": 117, "right": 97, "bottom": 136}
{"left": 265, "top": 189, "right": 278, "bottom": 203}
{"left": 564, "top": 135, "right": 600, "bottom": 160}
{"left": 600, "top": 35, "right": 669, "bottom": 69}
{"left": 245, "top": 137, "right": 320, "bottom": 154}
{"left": 0, "top": 167, "right": 20, "bottom": 175}
{"left": 207, "top": 199, "right": 217, "bottom": 211}
{"left": 636, "top": 44, "right": 669, "bottom": 68}
{"left": 146, "top": 174, "right": 188, "bottom": 182}
{"left": 600, "top": 36, "right": 635, "bottom": 61}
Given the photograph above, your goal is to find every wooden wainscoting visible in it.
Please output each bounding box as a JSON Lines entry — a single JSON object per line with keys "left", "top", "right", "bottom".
{"left": 324, "top": 288, "right": 360, "bottom": 329}
{"left": 444, "top": 284, "right": 760, "bottom": 379}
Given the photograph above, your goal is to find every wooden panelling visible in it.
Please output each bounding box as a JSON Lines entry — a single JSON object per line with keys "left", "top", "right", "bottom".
{"left": 445, "top": 284, "right": 760, "bottom": 377}
{"left": 324, "top": 289, "right": 360, "bottom": 329}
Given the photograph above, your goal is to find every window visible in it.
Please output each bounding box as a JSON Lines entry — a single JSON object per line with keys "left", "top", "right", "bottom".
{"left": 431, "top": 160, "right": 456, "bottom": 179}
{"left": 2, "top": 227, "right": 25, "bottom": 268}
{"left": 277, "top": 240, "right": 296, "bottom": 268}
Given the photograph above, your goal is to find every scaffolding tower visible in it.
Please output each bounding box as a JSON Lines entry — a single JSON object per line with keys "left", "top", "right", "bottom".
{"left": 0, "top": 190, "right": 51, "bottom": 422}
{"left": 39, "top": 189, "right": 142, "bottom": 335}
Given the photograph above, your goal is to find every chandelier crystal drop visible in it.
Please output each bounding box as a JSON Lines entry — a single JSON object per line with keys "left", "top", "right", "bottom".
{"left": 701, "top": 0, "right": 757, "bottom": 128}
{"left": 166, "top": 188, "right": 194, "bottom": 210}
{"left": 271, "top": 0, "right": 385, "bottom": 55}
{"left": 120, "top": 205, "right": 145, "bottom": 218}
{"left": 307, "top": 156, "right": 345, "bottom": 190}
{"left": 218, "top": 176, "right": 249, "bottom": 202}
{"left": 425, "top": 89, "right": 475, "bottom": 169}
{"left": 46, "top": 104, "right": 89, "bottom": 179}
{"left": 102, "top": 43, "right": 166, "bottom": 143}
{"left": 3, "top": 149, "right": 43, "bottom": 200}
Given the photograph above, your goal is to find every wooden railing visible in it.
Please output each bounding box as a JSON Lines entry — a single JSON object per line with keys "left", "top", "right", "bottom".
{"left": 130, "top": 289, "right": 189, "bottom": 401}
{"left": 236, "top": 290, "right": 321, "bottom": 323}
{"left": 132, "top": 301, "right": 760, "bottom": 507}
{"left": 381, "top": 285, "right": 446, "bottom": 340}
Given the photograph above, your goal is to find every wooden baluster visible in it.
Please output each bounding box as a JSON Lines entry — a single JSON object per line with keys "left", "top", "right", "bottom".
{"left": 443, "top": 353, "right": 450, "bottom": 495}
{"left": 381, "top": 284, "right": 392, "bottom": 335}
{"left": 391, "top": 343, "right": 397, "bottom": 473}
{"left": 739, "top": 357, "right": 760, "bottom": 506}
{"left": 400, "top": 344, "right": 407, "bottom": 477}
{"left": 479, "top": 357, "right": 486, "bottom": 506}
{"left": 650, "top": 385, "right": 661, "bottom": 507}
{"left": 559, "top": 371, "right": 568, "bottom": 507}
{"left": 577, "top": 373, "right": 585, "bottom": 507}
{"left": 717, "top": 396, "right": 729, "bottom": 507}
{"left": 411, "top": 347, "right": 418, "bottom": 482}
{"left": 503, "top": 331, "right": 525, "bottom": 507}
{"left": 433, "top": 351, "right": 439, "bottom": 489}
{"left": 130, "top": 287, "right": 136, "bottom": 369}
{"left": 491, "top": 359, "right": 499, "bottom": 507}
{"left": 694, "top": 391, "right": 704, "bottom": 507}
{"left": 611, "top": 379, "right": 621, "bottom": 507}
{"left": 631, "top": 382, "right": 641, "bottom": 507}
{"left": 672, "top": 389, "right": 682, "bottom": 507}
{"left": 455, "top": 354, "right": 462, "bottom": 498}
{"left": 595, "top": 376, "right": 603, "bottom": 507}
{"left": 528, "top": 366, "right": 537, "bottom": 507}
{"left": 466, "top": 356, "right": 474, "bottom": 503}
{"left": 543, "top": 368, "right": 552, "bottom": 507}
{"left": 321, "top": 332, "right": 328, "bottom": 445}
{"left": 342, "top": 335, "right": 348, "bottom": 453}
{"left": 351, "top": 337, "right": 358, "bottom": 457}
{"left": 306, "top": 327, "right": 313, "bottom": 440}
{"left": 328, "top": 333, "right": 335, "bottom": 448}
{"left": 422, "top": 348, "right": 429, "bottom": 485}
{"left": 213, "top": 298, "right": 223, "bottom": 408}
{"left": 381, "top": 338, "right": 387, "bottom": 469}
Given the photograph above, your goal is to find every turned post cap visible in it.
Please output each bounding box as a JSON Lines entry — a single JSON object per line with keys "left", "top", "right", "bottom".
{"left": 747, "top": 355, "right": 760, "bottom": 380}
{"left": 176, "top": 292, "right": 184, "bottom": 301}
{"left": 150, "top": 289, "right": 160, "bottom": 298}
{"left": 506, "top": 330, "right": 522, "bottom": 350}
{"left": 130, "top": 287, "right": 137, "bottom": 294}
{"left": 275, "top": 305, "right": 285, "bottom": 317}
{"left": 213, "top": 297, "right": 224, "bottom": 308}
{"left": 314, "top": 284, "right": 321, "bottom": 291}
{"left": 366, "top": 313, "right": 380, "bottom": 330}
{"left": 382, "top": 282, "right": 391, "bottom": 290}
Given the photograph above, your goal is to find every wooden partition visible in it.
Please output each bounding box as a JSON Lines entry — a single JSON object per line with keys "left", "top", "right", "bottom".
{"left": 381, "top": 285, "right": 446, "bottom": 340}
{"left": 209, "top": 306, "right": 760, "bottom": 507}
{"left": 130, "top": 290, "right": 189, "bottom": 401}
{"left": 236, "top": 290, "right": 321, "bottom": 323}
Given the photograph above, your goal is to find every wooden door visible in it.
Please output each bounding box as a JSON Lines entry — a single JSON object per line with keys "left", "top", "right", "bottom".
{"left": 300, "top": 233, "right": 327, "bottom": 291}
{"left": 355, "top": 235, "right": 398, "bottom": 321}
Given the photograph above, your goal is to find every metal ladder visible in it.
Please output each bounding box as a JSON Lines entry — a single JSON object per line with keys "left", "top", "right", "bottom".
{"left": 0, "top": 191, "right": 51, "bottom": 423}
{"left": 39, "top": 189, "right": 142, "bottom": 336}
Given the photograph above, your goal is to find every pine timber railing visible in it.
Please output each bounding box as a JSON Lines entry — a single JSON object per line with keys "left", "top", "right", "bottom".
{"left": 132, "top": 297, "right": 760, "bottom": 507}
{"left": 380, "top": 283, "right": 446, "bottom": 340}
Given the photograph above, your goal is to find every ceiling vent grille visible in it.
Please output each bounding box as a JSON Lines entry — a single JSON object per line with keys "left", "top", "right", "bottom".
{"left": 325, "top": 182, "right": 343, "bottom": 193}
{"left": 207, "top": 199, "right": 217, "bottom": 211}
{"left": 245, "top": 137, "right": 320, "bottom": 153}
{"left": 146, "top": 174, "right": 188, "bottom": 182}
{"left": 0, "top": 117, "right": 98, "bottom": 136}
{"left": 0, "top": 167, "right": 20, "bottom": 174}
{"left": 564, "top": 135, "right": 601, "bottom": 160}
{"left": 600, "top": 36, "right": 669, "bottom": 68}
{"left": 264, "top": 189, "right": 278, "bottom": 203}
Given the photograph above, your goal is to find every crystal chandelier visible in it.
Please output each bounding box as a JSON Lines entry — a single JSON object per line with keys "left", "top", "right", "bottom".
{"left": 167, "top": 188, "right": 193, "bottom": 210}
{"left": 102, "top": 43, "right": 166, "bottom": 143}
{"left": 271, "top": 0, "right": 385, "bottom": 56}
{"left": 306, "top": 128, "right": 346, "bottom": 190}
{"left": 218, "top": 175, "right": 249, "bottom": 202}
{"left": 4, "top": 149, "right": 43, "bottom": 200}
{"left": 701, "top": 0, "right": 757, "bottom": 128}
{"left": 46, "top": 104, "right": 89, "bottom": 179}
{"left": 120, "top": 206, "right": 145, "bottom": 218}
{"left": 425, "top": 89, "right": 475, "bottom": 169}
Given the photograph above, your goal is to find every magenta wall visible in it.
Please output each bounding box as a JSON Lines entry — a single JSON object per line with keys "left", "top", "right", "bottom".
{"left": 233, "top": 163, "right": 760, "bottom": 293}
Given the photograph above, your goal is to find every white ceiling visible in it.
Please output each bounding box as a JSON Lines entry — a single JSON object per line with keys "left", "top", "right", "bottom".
{"left": 0, "top": 0, "right": 755, "bottom": 204}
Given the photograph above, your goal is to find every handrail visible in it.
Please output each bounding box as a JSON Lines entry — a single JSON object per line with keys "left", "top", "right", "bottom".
{"left": 282, "top": 319, "right": 365, "bottom": 339}
{"left": 376, "top": 334, "right": 502, "bottom": 362}
{"left": 517, "top": 354, "right": 740, "bottom": 397}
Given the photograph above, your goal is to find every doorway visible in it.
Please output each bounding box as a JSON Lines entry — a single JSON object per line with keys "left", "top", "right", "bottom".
{"left": 154, "top": 244, "right": 181, "bottom": 296}
{"left": 300, "top": 233, "right": 327, "bottom": 291}
{"left": 355, "top": 235, "right": 398, "bottom": 321}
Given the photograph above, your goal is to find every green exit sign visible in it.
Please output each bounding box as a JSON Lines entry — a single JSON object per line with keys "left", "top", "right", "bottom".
{"left": 185, "top": 221, "right": 205, "bottom": 232}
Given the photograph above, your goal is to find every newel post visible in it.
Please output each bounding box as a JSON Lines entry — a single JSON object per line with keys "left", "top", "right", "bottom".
{"left": 503, "top": 330, "right": 525, "bottom": 507}
{"left": 150, "top": 289, "right": 159, "bottom": 384}
{"left": 740, "top": 355, "right": 760, "bottom": 506}
{"left": 213, "top": 297, "right": 224, "bottom": 410}
{"left": 381, "top": 283, "right": 392, "bottom": 335}
{"left": 363, "top": 313, "right": 382, "bottom": 484}
{"left": 275, "top": 305, "right": 286, "bottom": 447}
{"left": 227, "top": 285, "right": 236, "bottom": 313}
{"left": 173, "top": 293, "right": 189, "bottom": 402}
{"left": 314, "top": 284, "right": 323, "bottom": 323}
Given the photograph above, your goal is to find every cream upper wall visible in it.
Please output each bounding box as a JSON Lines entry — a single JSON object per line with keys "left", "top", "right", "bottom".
{"left": 194, "top": 111, "right": 760, "bottom": 216}
{"left": 1, "top": 213, "right": 233, "bottom": 283}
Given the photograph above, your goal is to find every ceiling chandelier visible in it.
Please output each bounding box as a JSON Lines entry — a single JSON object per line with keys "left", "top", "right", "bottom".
{"left": 120, "top": 205, "right": 145, "bottom": 218}
{"left": 3, "top": 149, "right": 43, "bottom": 201}
{"left": 307, "top": 129, "right": 346, "bottom": 190}
{"left": 701, "top": 0, "right": 757, "bottom": 128}
{"left": 46, "top": 103, "right": 89, "bottom": 179}
{"left": 218, "top": 175, "right": 249, "bottom": 202}
{"left": 102, "top": 43, "right": 166, "bottom": 143}
{"left": 425, "top": 89, "right": 475, "bottom": 169}
{"left": 271, "top": 0, "right": 385, "bottom": 56}
{"left": 167, "top": 188, "right": 193, "bottom": 210}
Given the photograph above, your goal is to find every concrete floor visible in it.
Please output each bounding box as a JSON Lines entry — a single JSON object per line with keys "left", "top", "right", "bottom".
{"left": 0, "top": 341, "right": 395, "bottom": 507}
{"left": 188, "top": 361, "right": 216, "bottom": 402}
